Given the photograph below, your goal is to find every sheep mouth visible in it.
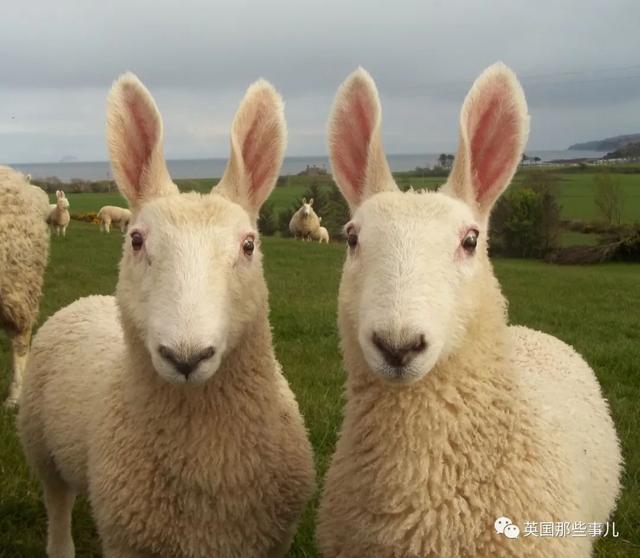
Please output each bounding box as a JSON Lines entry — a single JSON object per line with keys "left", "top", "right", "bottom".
{"left": 376, "top": 363, "right": 424, "bottom": 384}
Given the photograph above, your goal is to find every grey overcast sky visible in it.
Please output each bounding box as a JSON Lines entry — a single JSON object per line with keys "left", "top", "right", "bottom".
{"left": 1, "top": 0, "right": 639, "bottom": 163}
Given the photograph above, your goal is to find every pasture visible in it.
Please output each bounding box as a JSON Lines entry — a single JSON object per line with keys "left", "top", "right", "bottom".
{"left": 56, "top": 169, "right": 640, "bottom": 227}
{"left": 0, "top": 206, "right": 639, "bottom": 556}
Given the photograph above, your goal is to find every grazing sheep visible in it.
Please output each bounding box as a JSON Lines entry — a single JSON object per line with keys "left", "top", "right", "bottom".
{"left": 47, "top": 190, "right": 70, "bottom": 237}
{"left": 19, "top": 74, "right": 315, "bottom": 558}
{"left": 289, "top": 197, "right": 321, "bottom": 240}
{"left": 311, "top": 225, "right": 330, "bottom": 243}
{"left": 316, "top": 64, "right": 621, "bottom": 558}
{"left": 97, "top": 205, "right": 131, "bottom": 233}
{"left": 0, "top": 166, "right": 50, "bottom": 407}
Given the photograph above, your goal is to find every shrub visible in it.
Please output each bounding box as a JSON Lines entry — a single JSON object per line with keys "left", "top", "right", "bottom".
{"left": 319, "top": 186, "right": 350, "bottom": 239}
{"left": 258, "top": 201, "right": 277, "bottom": 236}
{"left": 490, "top": 171, "right": 562, "bottom": 258}
{"left": 492, "top": 188, "right": 543, "bottom": 257}
{"left": 278, "top": 206, "right": 296, "bottom": 237}
{"left": 71, "top": 212, "right": 100, "bottom": 224}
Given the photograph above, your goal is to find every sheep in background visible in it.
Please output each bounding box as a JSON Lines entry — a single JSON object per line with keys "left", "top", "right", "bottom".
{"left": 97, "top": 205, "right": 131, "bottom": 233}
{"left": 47, "top": 190, "right": 70, "bottom": 237}
{"left": 316, "top": 64, "right": 621, "bottom": 558}
{"left": 0, "top": 166, "right": 50, "bottom": 407}
{"left": 289, "top": 197, "right": 321, "bottom": 240}
{"left": 310, "top": 218, "right": 330, "bottom": 243}
{"left": 19, "top": 73, "right": 315, "bottom": 558}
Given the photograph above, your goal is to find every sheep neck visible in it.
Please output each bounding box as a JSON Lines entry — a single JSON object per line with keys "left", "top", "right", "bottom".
{"left": 341, "top": 266, "right": 520, "bottom": 474}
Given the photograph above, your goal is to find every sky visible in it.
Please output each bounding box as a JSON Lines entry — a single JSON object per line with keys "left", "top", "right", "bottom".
{"left": 1, "top": 0, "right": 639, "bottom": 163}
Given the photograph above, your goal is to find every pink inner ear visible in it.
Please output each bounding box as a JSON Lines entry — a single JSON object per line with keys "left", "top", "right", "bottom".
{"left": 121, "top": 86, "right": 157, "bottom": 195}
{"left": 240, "top": 103, "right": 280, "bottom": 200}
{"left": 332, "top": 87, "right": 375, "bottom": 199}
{"left": 469, "top": 84, "right": 519, "bottom": 204}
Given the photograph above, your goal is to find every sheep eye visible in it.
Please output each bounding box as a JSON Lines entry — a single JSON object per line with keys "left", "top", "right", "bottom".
{"left": 243, "top": 238, "right": 255, "bottom": 256}
{"left": 131, "top": 232, "right": 144, "bottom": 251}
{"left": 462, "top": 229, "right": 479, "bottom": 253}
{"left": 347, "top": 232, "right": 358, "bottom": 248}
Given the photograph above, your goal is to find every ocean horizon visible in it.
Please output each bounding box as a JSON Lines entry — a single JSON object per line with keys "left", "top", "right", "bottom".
{"left": 7, "top": 150, "right": 606, "bottom": 182}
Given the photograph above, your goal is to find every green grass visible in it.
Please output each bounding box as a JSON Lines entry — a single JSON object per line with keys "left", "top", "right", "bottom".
{"left": 2, "top": 221, "right": 637, "bottom": 556}
{"left": 555, "top": 174, "right": 640, "bottom": 223}
{"left": 513, "top": 171, "right": 640, "bottom": 224}
{"left": 54, "top": 169, "right": 640, "bottom": 228}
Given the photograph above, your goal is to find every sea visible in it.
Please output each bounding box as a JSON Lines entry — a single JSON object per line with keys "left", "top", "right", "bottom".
{"left": 7, "top": 151, "right": 606, "bottom": 182}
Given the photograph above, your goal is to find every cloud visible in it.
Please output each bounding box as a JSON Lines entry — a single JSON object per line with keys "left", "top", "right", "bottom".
{"left": 1, "top": 0, "right": 639, "bottom": 162}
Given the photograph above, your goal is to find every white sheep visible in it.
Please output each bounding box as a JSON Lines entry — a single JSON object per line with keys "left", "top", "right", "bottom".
{"left": 97, "top": 205, "right": 132, "bottom": 233}
{"left": 0, "top": 166, "right": 50, "bottom": 407}
{"left": 47, "top": 190, "right": 70, "bottom": 237}
{"left": 311, "top": 223, "right": 330, "bottom": 243}
{"left": 316, "top": 64, "right": 622, "bottom": 558}
{"left": 18, "top": 73, "right": 315, "bottom": 558}
{"left": 289, "top": 197, "right": 321, "bottom": 240}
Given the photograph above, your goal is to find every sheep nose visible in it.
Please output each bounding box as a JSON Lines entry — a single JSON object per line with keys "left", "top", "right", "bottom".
{"left": 158, "top": 345, "right": 216, "bottom": 378}
{"left": 372, "top": 332, "right": 427, "bottom": 368}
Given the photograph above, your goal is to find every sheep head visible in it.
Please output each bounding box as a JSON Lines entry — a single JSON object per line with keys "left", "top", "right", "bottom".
{"left": 107, "top": 73, "right": 285, "bottom": 385}
{"left": 330, "top": 63, "right": 529, "bottom": 384}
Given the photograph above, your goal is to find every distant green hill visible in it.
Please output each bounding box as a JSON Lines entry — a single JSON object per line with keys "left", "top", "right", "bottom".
{"left": 604, "top": 141, "right": 640, "bottom": 160}
{"left": 569, "top": 134, "right": 640, "bottom": 151}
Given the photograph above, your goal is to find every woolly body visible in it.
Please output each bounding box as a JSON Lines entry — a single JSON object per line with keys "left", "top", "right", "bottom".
{"left": 316, "top": 64, "right": 621, "bottom": 558}
{"left": 98, "top": 205, "right": 132, "bottom": 233}
{"left": 0, "top": 166, "right": 50, "bottom": 406}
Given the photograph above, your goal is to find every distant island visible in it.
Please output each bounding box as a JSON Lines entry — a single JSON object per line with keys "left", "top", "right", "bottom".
{"left": 59, "top": 155, "right": 79, "bottom": 163}
{"left": 568, "top": 133, "right": 640, "bottom": 152}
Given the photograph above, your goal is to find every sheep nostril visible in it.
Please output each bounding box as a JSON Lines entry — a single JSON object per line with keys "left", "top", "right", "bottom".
{"left": 413, "top": 334, "right": 427, "bottom": 354}
{"left": 194, "top": 346, "right": 216, "bottom": 364}
{"left": 158, "top": 345, "right": 178, "bottom": 364}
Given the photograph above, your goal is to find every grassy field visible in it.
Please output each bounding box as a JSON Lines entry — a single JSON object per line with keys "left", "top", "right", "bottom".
{"left": 0, "top": 220, "right": 638, "bottom": 556}
{"left": 544, "top": 173, "right": 640, "bottom": 223}
{"left": 53, "top": 169, "right": 640, "bottom": 229}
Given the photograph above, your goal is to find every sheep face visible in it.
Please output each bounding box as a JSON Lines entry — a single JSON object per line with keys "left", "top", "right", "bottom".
{"left": 300, "top": 198, "right": 314, "bottom": 217}
{"left": 330, "top": 64, "right": 528, "bottom": 384}
{"left": 107, "top": 73, "right": 285, "bottom": 385}
{"left": 56, "top": 190, "right": 69, "bottom": 210}
{"left": 118, "top": 193, "right": 264, "bottom": 384}
{"left": 341, "top": 189, "right": 482, "bottom": 383}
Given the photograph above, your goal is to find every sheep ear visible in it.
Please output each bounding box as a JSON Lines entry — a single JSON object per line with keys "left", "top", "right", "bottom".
{"left": 441, "top": 62, "right": 529, "bottom": 221}
{"left": 214, "top": 79, "right": 286, "bottom": 221}
{"left": 309, "top": 198, "right": 314, "bottom": 206}
{"left": 302, "top": 197, "right": 307, "bottom": 204}
{"left": 106, "top": 72, "right": 178, "bottom": 210}
{"left": 329, "top": 68, "right": 397, "bottom": 211}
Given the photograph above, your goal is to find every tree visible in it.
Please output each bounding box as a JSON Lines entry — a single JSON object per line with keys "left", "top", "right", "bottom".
{"left": 438, "top": 153, "right": 448, "bottom": 168}
{"left": 594, "top": 170, "right": 624, "bottom": 226}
